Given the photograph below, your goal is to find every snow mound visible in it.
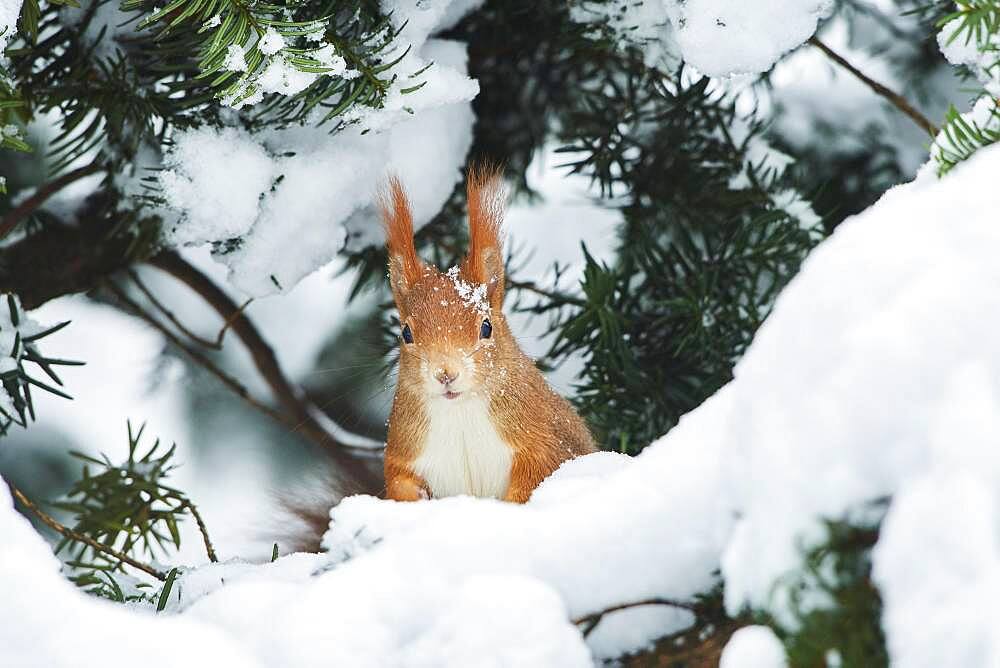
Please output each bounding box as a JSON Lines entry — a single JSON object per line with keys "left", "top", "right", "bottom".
{"left": 3, "top": 145, "right": 1000, "bottom": 665}
{"left": 720, "top": 626, "right": 787, "bottom": 668}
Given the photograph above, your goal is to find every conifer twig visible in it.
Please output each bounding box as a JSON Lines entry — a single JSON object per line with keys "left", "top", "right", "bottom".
{"left": 572, "top": 597, "right": 699, "bottom": 637}
{"left": 105, "top": 279, "right": 294, "bottom": 427}
{"left": 179, "top": 499, "right": 218, "bottom": 563}
{"left": 0, "top": 162, "right": 104, "bottom": 240}
{"left": 808, "top": 36, "right": 938, "bottom": 136}
{"left": 127, "top": 268, "right": 250, "bottom": 350}
{"left": 9, "top": 483, "right": 168, "bottom": 581}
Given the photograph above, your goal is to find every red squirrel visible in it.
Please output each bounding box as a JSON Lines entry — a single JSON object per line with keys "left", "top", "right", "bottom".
{"left": 380, "top": 167, "right": 596, "bottom": 503}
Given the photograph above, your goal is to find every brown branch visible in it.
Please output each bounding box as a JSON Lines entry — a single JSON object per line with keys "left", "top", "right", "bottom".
{"left": 572, "top": 597, "right": 699, "bottom": 637}
{"left": 809, "top": 36, "right": 938, "bottom": 136}
{"left": 180, "top": 499, "right": 218, "bottom": 563}
{"left": 130, "top": 256, "right": 382, "bottom": 481}
{"left": 105, "top": 279, "right": 294, "bottom": 428}
{"left": 10, "top": 483, "right": 168, "bottom": 581}
{"left": 0, "top": 162, "right": 104, "bottom": 240}
{"left": 127, "top": 268, "right": 249, "bottom": 350}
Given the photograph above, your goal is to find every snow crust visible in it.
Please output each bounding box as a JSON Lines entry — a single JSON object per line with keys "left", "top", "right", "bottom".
{"left": 156, "top": 2, "right": 480, "bottom": 297}
{"left": 4, "top": 145, "right": 1000, "bottom": 664}
{"left": 572, "top": 0, "right": 833, "bottom": 77}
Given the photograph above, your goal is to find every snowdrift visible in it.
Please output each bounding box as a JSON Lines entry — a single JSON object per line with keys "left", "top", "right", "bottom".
{"left": 3, "top": 145, "right": 1000, "bottom": 667}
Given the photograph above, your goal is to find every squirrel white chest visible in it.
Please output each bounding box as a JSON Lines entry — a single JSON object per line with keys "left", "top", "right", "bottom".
{"left": 412, "top": 395, "right": 513, "bottom": 499}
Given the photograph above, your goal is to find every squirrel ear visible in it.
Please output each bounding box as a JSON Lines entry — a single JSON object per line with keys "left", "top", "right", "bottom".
{"left": 380, "top": 176, "right": 423, "bottom": 305}
{"left": 462, "top": 163, "right": 506, "bottom": 307}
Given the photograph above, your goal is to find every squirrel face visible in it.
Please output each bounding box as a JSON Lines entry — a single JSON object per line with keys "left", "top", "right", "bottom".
{"left": 382, "top": 167, "right": 508, "bottom": 404}
{"left": 396, "top": 269, "right": 500, "bottom": 401}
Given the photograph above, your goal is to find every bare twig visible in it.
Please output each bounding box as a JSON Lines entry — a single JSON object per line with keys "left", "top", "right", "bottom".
{"left": 572, "top": 597, "right": 699, "bottom": 637}
{"left": 117, "top": 260, "right": 383, "bottom": 489}
{"left": 105, "top": 279, "right": 294, "bottom": 428}
{"left": 0, "top": 162, "right": 104, "bottom": 240}
{"left": 10, "top": 483, "right": 168, "bottom": 581}
{"left": 146, "top": 252, "right": 383, "bottom": 460}
{"left": 180, "top": 499, "right": 218, "bottom": 563}
{"left": 809, "top": 36, "right": 938, "bottom": 136}
{"left": 127, "top": 268, "right": 250, "bottom": 350}
{"left": 128, "top": 269, "right": 223, "bottom": 349}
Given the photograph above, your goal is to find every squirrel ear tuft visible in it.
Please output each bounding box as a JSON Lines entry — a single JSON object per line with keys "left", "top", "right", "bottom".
{"left": 462, "top": 162, "right": 506, "bottom": 306}
{"left": 380, "top": 175, "right": 423, "bottom": 305}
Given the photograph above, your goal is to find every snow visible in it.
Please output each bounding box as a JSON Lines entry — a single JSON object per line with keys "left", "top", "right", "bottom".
{"left": 0, "top": 0, "right": 22, "bottom": 50}
{"left": 0, "top": 483, "right": 256, "bottom": 667}
{"left": 222, "top": 44, "right": 248, "bottom": 72}
{"left": 159, "top": 127, "right": 274, "bottom": 246}
{"left": 155, "top": 0, "right": 482, "bottom": 298}
{"left": 664, "top": 0, "right": 833, "bottom": 77}
{"left": 719, "top": 142, "right": 1000, "bottom": 656}
{"left": 258, "top": 28, "right": 285, "bottom": 56}
{"left": 720, "top": 626, "right": 787, "bottom": 668}
{"left": 571, "top": 0, "right": 833, "bottom": 77}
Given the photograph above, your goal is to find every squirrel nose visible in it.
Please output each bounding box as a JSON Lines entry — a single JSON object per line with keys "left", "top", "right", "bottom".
{"left": 435, "top": 369, "right": 459, "bottom": 386}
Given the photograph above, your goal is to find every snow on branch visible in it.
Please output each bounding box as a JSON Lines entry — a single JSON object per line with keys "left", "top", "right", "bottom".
{"left": 572, "top": 0, "right": 833, "bottom": 77}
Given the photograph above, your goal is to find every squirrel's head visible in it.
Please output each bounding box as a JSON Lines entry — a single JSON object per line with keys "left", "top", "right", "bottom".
{"left": 381, "top": 166, "right": 509, "bottom": 403}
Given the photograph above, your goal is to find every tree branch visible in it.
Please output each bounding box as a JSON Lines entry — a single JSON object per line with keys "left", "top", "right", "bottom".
{"left": 10, "top": 483, "right": 168, "bottom": 581}
{"left": 128, "top": 268, "right": 236, "bottom": 350}
{"left": 105, "top": 279, "right": 297, "bottom": 428}
{"left": 572, "top": 597, "right": 699, "bottom": 637}
{"left": 180, "top": 499, "right": 218, "bottom": 563}
{"left": 809, "top": 36, "right": 938, "bottom": 136}
{"left": 0, "top": 221, "right": 135, "bottom": 309}
{"left": 113, "top": 259, "right": 383, "bottom": 492}
{"left": 0, "top": 162, "right": 104, "bottom": 240}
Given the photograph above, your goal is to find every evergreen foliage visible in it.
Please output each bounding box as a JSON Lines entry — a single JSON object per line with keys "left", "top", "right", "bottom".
{"left": 0, "top": 295, "right": 80, "bottom": 434}
{"left": 777, "top": 510, "right": 888, "bottom": 667}
{"left": 50, "top": 422, "right": 214, "bottom": 599}
{"left": 435, "top": 2, "right": 822, "bottom": 452}
{"left": 928, "top": 0, "right": 1000, "bottom": 174}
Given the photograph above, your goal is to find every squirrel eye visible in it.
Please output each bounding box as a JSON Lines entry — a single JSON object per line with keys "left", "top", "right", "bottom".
{"left": 479, "top": 319, "right": 492, "bottom": 340}
{"left": 401, "top": 324, "right": 414, "bottom": 344}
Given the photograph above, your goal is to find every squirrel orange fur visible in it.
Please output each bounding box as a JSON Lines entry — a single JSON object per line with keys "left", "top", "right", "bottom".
{"left": 380, "top": 167, "right": 596, "bottom": 504}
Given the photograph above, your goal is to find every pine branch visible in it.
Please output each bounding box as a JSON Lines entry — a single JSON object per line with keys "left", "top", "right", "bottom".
{"left": 0, "top": 162, "right": 103, "bottom": 240}
{"left": 179, "top": 499, "right": 217, "bottom": 563}
{"left": 10, "top": 483, "right": 168, "bottom": 581}
{"left": 808, "top": 36, "right": 938, "bottom": 136}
